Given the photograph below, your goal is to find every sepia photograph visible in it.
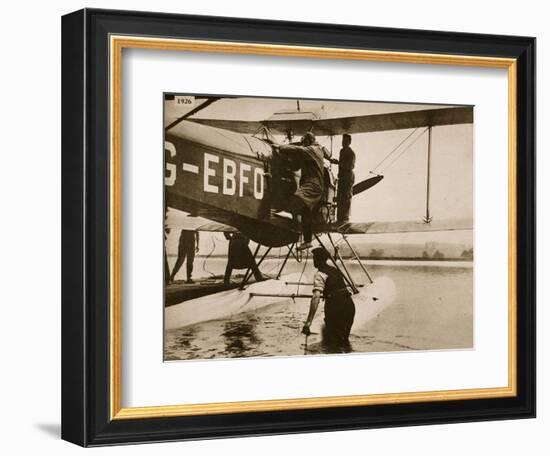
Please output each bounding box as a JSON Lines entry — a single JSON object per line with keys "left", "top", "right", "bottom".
{"left": 57, "top": 5, "right": 536, "bottom": 448}
{"left": 163, "top": 94, "right": 474, "bottom": 361}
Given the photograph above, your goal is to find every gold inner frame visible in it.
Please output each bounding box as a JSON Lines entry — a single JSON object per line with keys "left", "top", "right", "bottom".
{"left": 109, "top": 35, "right": 517, "bottom": 420}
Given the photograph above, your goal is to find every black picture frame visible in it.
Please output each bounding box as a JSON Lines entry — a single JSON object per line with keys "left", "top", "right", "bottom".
{"left": 62, "top": 8, "right": 535, "bottom": 447}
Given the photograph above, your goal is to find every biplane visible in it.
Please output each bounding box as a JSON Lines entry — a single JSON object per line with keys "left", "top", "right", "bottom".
{"left": 163, "top": 95, "right": 473, "bottom": 332}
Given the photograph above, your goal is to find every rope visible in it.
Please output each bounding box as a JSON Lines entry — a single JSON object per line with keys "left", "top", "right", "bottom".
{"left": 370, "top": 128, "right": 419, "bottom": 174}
{"left": 201, "top": 234, "right": 219, "bottom": 279}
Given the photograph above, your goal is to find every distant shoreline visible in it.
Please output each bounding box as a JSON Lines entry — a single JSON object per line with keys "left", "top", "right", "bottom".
{"left": 168, "top": 254, "right": 473, "bottom": 262}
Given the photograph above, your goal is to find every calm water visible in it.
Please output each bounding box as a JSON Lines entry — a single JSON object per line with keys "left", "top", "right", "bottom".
{"left": 164, "top": 258, "right": 473, "bottom": 361}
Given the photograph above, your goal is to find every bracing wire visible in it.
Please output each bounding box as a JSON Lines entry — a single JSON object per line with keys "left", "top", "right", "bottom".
{"left": 379, "top": 127, "right": 429, "bottom": 174}
{"left": 263, "top": 247, "right": 283, "bottom": 275}
{"left": 370, "top": 128, "right": 419, "bottom": 174}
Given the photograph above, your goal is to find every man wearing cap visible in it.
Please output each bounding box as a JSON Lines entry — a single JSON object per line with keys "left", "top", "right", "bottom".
{"left": 274, "top": 132, "right": 325, "bottom": 251}
{"left": 302, "top": 247, "right": 356, "bottom": 351}
{"left": 337, "top": 134, "right": 356, "bottom": 223}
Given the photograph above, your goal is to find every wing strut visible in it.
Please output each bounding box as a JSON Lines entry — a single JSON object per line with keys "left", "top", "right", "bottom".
{"left": 165, "top": 97, "right": 222, "bottom": 131}
{"left": 276, "top": 243, "right": 296, "bottom": 279}
{"left": 239, "top": 245, "right": 272, "bottom": 290}
{"left": 341, "top": 235, "right": 374, "bottom": 284}
{"left": 327, "top": 233, "right": 359, "bottom": 294}
{"left": 423, "top": 126, "right": 433, "bottom": 223}
{"left": 315, "top": 234, "right": 359, "bottom": 294}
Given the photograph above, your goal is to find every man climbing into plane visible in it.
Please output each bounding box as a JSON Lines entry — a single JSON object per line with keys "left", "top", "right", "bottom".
{"left": 274, "top": 132, "right": 326, "bottom": 251}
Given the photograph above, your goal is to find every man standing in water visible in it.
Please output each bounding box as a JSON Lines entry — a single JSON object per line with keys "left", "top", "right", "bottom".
{"left": 169, "top": 229, "right": 199, "bottom": 284}
{"left": 275, "top": 132, "right": 325, "bottom": 251}
{"left": 337, "top": 133, "right": 356, "bottom": 223}
{"left": 302, "top": 247, "right": 356, "bottom": 352}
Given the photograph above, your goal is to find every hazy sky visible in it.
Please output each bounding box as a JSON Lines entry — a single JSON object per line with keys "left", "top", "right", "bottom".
{"left": 165, "top": 96, "right": 473, "bottom": 254}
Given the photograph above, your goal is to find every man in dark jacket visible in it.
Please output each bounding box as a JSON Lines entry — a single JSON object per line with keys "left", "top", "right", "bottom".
{"left": 223, "top": 232, "right": 264, "bottom": 284}
{"left": 275, "top": 132, "right": 325, "bottom": 251}
{"left": 169, "top": 229, "right": 199, "bottom": 284}
{"left": 337, "top": 134, "right": 356, "bottom": 223}
{"left": 302, "top": 247, "right": 355, "bottom": 352}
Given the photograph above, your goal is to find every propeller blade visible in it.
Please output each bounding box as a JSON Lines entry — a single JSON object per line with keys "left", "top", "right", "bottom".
{"left": 352, "top": 175, "right": 384, "bottom": 196}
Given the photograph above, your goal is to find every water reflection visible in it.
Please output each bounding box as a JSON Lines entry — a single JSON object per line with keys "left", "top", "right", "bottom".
{"left": 222, "top": 316, "right": 262, "bottom": 357}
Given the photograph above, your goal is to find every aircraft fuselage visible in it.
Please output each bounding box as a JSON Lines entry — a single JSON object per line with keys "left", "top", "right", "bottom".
{"left": 165, "top": 120, "right": 299, "bottom": 246}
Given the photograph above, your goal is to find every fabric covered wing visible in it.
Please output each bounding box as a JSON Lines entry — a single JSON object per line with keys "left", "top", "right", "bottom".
{"left": 166, "top": 212, "right": 237, "bottom": 233}
{"left": 313, "top": 106, "right": 473, "bottom": 136}
{"left": 338, "top": 218, "right": 473, "bottom": 234}
{"left": 185, "top": 118, "right": 263, "bottom": 134}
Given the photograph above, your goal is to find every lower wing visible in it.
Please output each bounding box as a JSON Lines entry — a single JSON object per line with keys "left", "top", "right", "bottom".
{"left": 166, "top": 211, "right": 237, "bottom": 233}
{"left": 335, "top": 218, "right": 473, "bottom": 235}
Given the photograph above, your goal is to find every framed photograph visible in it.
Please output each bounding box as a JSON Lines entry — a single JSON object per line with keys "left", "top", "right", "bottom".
{"left": 61, "top": 8, "right": 535, "bottom": 446}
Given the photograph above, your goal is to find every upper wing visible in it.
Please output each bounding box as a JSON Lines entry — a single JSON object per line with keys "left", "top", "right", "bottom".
{"left": 336, "top": 218, "right": 473, "bottom": 235}
{"left": 185, "top": 106, "right": 473, "bottom": 137}
{"left": 164, "top": 96, "right": 219, "bottom": 128}
{"left": 183, "top": 118, "right": 262, "bottom": 134}
{"left": 312, "top": 106, "right": 473, "bottom": 136}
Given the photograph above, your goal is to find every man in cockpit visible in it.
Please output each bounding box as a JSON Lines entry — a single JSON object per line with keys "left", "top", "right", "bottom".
{"left": 275, "top": 132, "right": 325, "bottom": 251}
